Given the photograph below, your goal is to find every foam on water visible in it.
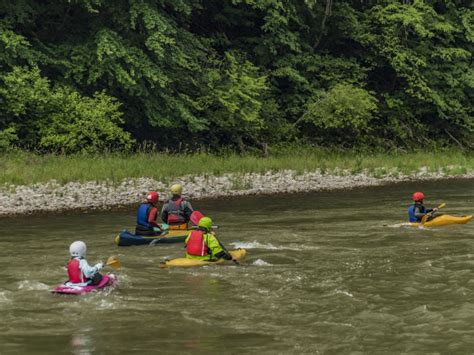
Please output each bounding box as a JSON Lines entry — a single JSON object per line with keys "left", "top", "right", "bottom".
{"left": 334, "top": 289, "right": 354, "bottom": 298}
{"left": 96, "top": 299, "right": 118, "bottom": 309}
{"left": 252, "top": 259, "right": 272, "bottom": 266}
{"left": 386, "top": 222, "right": 412, "bottom": 228}
{"left": 231, "top": 241, "right": 319, "bottom": 251}
{"left": 319, "top": 321, "right": 354, "bottom": 328}
{"left": 17, "top": 280, "right": 51, "bottom": 291}
{"left": 181, "top": 310, "right": 208, "bottom": 325}
{"left": 0, "top": 291, "right": 11, "bottom": 306}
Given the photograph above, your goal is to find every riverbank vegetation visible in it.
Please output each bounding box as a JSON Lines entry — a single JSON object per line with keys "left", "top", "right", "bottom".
{"left": 0, "top": 1, "right": 472, "bottom": 155}
{"left": 1, "top": 149, "right": 473, "bottom": 186}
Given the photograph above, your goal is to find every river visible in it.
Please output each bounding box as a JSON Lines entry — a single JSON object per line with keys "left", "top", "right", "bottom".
{"left": 1, "top": 178, "right": 473, "bottom": 353}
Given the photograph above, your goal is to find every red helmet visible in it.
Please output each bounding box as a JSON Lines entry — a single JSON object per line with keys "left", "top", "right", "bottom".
{"left": 412, "top": 192, "right": 425, "bottom": 202}
{"left": 146, "top": 191, "right": 159, "bottom": 203}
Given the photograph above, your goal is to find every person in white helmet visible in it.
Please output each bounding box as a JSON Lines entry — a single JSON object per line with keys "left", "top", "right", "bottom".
{"left": 66, "top": 241, "right": 104, "bottom": 286}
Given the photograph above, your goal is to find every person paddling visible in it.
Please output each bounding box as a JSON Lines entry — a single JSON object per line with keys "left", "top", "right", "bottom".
{"left": 185, "top": 217, "right": 235, "bottom": 262}
{"left": 408, "top": 192, "right": 439, "bottom": 222}
{"left": 161, "top": 184, "right": 194, "bottom": 229}
{"left": 135, "top": 191, "right": 163, "bottom": 236}
{"left": 66, "top": 241, "right": 104, "bottom": 286}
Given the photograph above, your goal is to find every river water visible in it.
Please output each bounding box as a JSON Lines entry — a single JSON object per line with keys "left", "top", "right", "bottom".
{"left": 1, "top": 178, "right": 473, "bottom": 354}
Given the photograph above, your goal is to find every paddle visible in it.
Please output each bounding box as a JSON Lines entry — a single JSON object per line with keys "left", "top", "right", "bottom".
{"left": 149, "top": 230, "right": 169, "bottom": 246}
{"left": 105, "top": 256, "right": 121, "bottom": 269}
{"left": 216, "top": 238, "right": 239, "bottom": 265}
{"left": 421, "top": 203, "right": 446, "bottom": 225}
{"left": 190, "top": 225, "right": 219, "bottom": 230}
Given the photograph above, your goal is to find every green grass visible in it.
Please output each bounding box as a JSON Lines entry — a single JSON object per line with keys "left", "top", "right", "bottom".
{"left": 0, "top": 148, "right": 473, "bottom": 186}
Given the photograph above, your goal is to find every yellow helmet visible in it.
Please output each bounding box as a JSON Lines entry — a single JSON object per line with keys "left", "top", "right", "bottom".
{"left": 170, "top": 183, "right": 183, "bottom": 195}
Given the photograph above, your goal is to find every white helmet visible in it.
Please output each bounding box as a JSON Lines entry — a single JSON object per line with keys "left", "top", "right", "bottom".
{"left": 69, "top": 241, "right": 87, "bottom": 258}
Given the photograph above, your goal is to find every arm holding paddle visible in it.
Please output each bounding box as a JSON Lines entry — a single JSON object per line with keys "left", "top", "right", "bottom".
{"left": 217, "top": 239, "right": 239, "bottom": 265}
{"left": 89, "top": 256, "right": 121, "bottom": 271}
{"left": 421, "top": 203, "right": 446, "bottom": 225}
{"left": 207, "top": 233, "right": 239, "bottom": 265}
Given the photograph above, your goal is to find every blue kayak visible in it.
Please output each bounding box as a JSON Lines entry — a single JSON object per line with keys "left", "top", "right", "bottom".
{"left": 115, "top": 229, "right": 188, "bottom": 247}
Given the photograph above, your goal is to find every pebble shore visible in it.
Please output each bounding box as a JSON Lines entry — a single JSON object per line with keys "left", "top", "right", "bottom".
{"left": 1, "top": 169, "right": 473, "bottom": 216}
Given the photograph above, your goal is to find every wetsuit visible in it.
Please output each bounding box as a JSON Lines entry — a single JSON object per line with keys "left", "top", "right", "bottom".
{"left": 408, "top": 203, "right": 434, "bottom": 222}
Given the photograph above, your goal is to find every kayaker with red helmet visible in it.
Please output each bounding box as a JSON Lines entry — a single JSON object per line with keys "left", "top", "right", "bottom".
{"left": 185, "top": 217, "right": 234, "bottom": 262}
{"left": 135, "top": 191, "right": 162, "bottom": 236}
{"left": 408, "top": 192, "right": 439, "bottom": 222}
{"left": 161, "top": 184, "right": 194, "bottom": 229}
{"left": 66, "top": 241, "right": 104, "bottom": 286}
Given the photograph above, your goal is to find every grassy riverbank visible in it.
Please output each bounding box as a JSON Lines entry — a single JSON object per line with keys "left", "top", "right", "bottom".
{"left": 1, "top": 148, "right": 473, "bottom": 186}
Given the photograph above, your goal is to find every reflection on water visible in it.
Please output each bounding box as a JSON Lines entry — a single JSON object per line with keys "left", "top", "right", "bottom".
{"left": 0, "top": 178, "right": 473, "bottom": 353}
{"left": 71, "top": 329, "right": 93, "bottom": 355}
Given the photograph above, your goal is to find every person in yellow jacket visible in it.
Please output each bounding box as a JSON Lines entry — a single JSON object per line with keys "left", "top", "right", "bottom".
{"left": 185, "top": 217, "right": 233, "bottom": 261}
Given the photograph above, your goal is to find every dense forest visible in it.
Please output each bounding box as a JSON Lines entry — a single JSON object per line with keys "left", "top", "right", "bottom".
{"left": 0, "top": 0, "right": 472, "bottom": 154}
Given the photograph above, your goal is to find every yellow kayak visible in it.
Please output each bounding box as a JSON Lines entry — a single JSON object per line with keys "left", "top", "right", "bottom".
{"left": 159, "top": 249, "right": 246, "bottom": 268}
{"left": 410, "top": 215, "right": 473, "bottom": 228}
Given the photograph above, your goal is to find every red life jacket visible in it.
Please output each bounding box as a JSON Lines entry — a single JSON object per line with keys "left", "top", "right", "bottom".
{"left": 67, "top": 258, "right": 88, "bottom": 283}
{"left": 167, "top": 198, "right": 185, "bottom": 224}
{"left": 186, "top": 230, "right": 209, "bottom": 256}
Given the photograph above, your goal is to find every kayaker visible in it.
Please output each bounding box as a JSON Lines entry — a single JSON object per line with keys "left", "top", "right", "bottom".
{"left": 185, "top": 217, "right": 234, "bottom": 262}
{"left": 66, "top": 241, "right": 104, "bottom": 286}
{"left": 408, "top": 192, "right": 439, "bottom": 222}
{"left": 161, "top": 184, "right": 194, "bottom": 229}
{"left": 135, "top": 191, "right": 163, "bottom": 236}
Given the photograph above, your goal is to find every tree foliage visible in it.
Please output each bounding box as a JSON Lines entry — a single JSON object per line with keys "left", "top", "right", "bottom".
{"left": 0, "top": 0, "right": 472, "bottom": 153}
{"left": 302, "top": 84, "right": 378, "bottom": 147}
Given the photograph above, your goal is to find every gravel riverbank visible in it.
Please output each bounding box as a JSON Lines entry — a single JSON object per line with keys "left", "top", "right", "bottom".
{"left": 1, "top": 169, "right": 473, "bottom": 216}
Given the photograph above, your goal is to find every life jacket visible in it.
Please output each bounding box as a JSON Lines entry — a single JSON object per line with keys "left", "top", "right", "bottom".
{"left": 67, "top": 258, "right": 88, "bottom": 283}
{"left": 408, "top": 204, "right": 425, "bottom": 222}
{"left": 186, "top": 230, "right": 209, "bottom": 257}
{"left": 166, "top": 198, "right": 186, "bottom": 224}
{"left": 136, "top": 203, "right": 153, "bottom": 228}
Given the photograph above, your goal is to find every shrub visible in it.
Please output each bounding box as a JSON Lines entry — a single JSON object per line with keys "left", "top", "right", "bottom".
{"left": 301, "top": 84, "right": 379, "bottom": 146}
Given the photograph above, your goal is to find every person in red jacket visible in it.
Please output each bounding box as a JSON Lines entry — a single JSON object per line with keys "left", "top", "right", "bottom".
{"left": 185, "top": 217, "right": 234, "bottom": 262}
{"left": 135, "top": 191, "right": 163, "bottom": 236}
{"left": 66, "top": 241, "right": 104, "bottom": 286}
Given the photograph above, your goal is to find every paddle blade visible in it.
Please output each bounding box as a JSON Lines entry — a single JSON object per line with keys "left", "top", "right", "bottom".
{"left": 438, "top": 203, "right": 446, "bottom": 210}
{"left": 190, "top": 211, "right": 204, "bottom": 226}
{"left": 106, "top": 256, "right": 121, "bottom": 269}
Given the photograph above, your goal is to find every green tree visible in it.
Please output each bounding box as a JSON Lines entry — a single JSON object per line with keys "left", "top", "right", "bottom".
{"left": 301, "top": 83, "right": 379, "bottom": 147}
